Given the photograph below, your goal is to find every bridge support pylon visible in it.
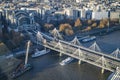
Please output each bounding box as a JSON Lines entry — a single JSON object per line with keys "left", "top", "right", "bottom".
{"left": 101, "top": 68, "right": 104, "bottom": 74}
{"left": 59, "top": 53, "right": 62, "bottom": 56}
{"left": 78, "top": 60, "right": 81, "bottom": 64}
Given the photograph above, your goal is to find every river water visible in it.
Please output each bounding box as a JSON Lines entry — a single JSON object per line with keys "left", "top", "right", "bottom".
{"left": 13, "top": 31, "right": 120, "bottom": 80}
{"left": 15, "top": 50, "right": 111, "bottom": 80}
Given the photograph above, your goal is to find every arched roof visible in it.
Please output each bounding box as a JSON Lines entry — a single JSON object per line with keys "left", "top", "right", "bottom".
{"left": 15, "top": 11, "right": 28, "bottom": 18}
{"left": 18, "top": 15, "right": 30, "bottom": 26}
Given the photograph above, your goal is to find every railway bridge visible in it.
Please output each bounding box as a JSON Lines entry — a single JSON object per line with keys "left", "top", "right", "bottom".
{"left": 27, "top": 29, "right": 120, "bottom": 80}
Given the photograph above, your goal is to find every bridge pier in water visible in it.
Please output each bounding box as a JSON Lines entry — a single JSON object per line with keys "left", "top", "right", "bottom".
{"left": 101, "top": 68, "right": 105, "bottom": 74}
{"left": 78, "top": 60, "right": 81, "bottom": 64}
{"left": 59, "top": 53, "right": 62, "bottom": 56}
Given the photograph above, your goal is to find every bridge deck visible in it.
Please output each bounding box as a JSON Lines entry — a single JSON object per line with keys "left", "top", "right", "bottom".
{"left": 42, "top": 41, "right": 120, "bottom": 72}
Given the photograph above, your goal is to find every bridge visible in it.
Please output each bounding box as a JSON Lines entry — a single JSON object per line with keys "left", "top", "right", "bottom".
{"left": 107, "top": 67, "right": 120, "bottom": 80}
{"left": 27, "top": 29, "right": 120, "bottom": 75}
{"left": 26, "top": 28, "right": 120, "bottom": 76}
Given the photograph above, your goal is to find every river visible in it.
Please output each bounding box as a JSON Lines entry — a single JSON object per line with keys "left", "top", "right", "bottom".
{"left": 15, "top": 50, "right": 111, "bottom": 80}
{"left": 12, "top": 31, "right": 120, "bottom": 80}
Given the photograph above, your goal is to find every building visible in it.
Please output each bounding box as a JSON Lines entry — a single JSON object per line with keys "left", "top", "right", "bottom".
{"left": 64, "top": 8, "right": 82, "bottom": 19}
{"left": 64, "top": 8, "right": 73, "bottom": 19}
{"left": 92, "top": 11, "right": 108, "bottom": 20}
{"left": 110, "top": 12, "right": 120, "bottom": 19}
{"left": 76, "top": 0, "right": 82, "bottom": 3}
{"left": 44, "top": 0, "right": 49, "bottom": 3}
{"left": 73, "top": 9, "right": 81, "bottom": 19}
{"left": 27, "top": 0, "right": 38, "bottom": 2}
{"left": 80, "top": 9, "right": 86, "bottom": 19}
{"left": 38, "top": 8, "right": 45, "bottom": 19}
{"left": 86, "top": 10, "right": 92, "bottom": 19}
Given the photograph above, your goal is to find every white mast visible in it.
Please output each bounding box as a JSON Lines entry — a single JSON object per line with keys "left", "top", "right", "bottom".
{"left": 25, "top": 40, "right": 31, "bottom": 66}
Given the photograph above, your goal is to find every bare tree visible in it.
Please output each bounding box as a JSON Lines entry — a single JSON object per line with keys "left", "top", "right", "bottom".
{"left": 65, "top": 28, "right": 74, "bottom": 36}
{"left": 74, "top": 18, "right": 82, "bottom": 27}
{"left": 59, "top": 23, "right": 72, "bottom": 32}
{"left": 91, "top": 22, "right": 97, "bottom": 28}
{"left": 44, "top": 23, "right": 54, "bottom": 31}
{"left": 98, "top": 19, "right": 108, "bottom": 28}
{"left": 82, "top": 26, "right": 91, "bottom": 32}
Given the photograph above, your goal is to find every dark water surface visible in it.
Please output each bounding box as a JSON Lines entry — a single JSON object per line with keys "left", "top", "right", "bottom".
{"left": 15, "top": 51, "right": 111, "bottom": 80}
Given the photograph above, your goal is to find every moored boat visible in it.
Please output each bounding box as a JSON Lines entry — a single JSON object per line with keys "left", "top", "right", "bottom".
{"left": 31, "top": 48, "right": 50, "bottom": 58}
{"left": 60, "top": 57, "right": 74, "bottom": 66}
{"left": 11, "top": 63, "right": 32, "bottom": 79}
{"left": 81, "top": 36, "right": 96, "bottom": 43}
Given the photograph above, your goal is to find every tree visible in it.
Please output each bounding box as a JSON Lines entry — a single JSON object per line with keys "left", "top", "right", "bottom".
{"left": 91, "top": 23, "right": 97, "bottom": 28}
{"left": 98, "top": 19, "right": 108, "bottom": 28}
{"left": 65, "top": 28, "right": 74, "bottom": 36}
{"left": 59, "top": 23, "right": 72, "bottom": 32}
{"left": 74, "top": 18, "right": 82, "bottom": 27}
{"left": 87, "top": 19, "right": 93, "bottom": 25}
{"left": 110, "top": 18, "right": 119, "bottom": 25}
{"left": 44, "top": 23, "right": 54, "bottom": 31}
{"left": 59, "top": 23, "right": 74, "bottom": 36}
{"left": 59, "top": 24, "right": 64, "bottom": 32}
{"left": 99, "top": 23, "right": 105, "bottom": 28}
{"left": 102, "top": 19, "right": 108, "bottom": 25}
{"left": 82, "top": 26, "right": 91, "bottom": 32}
{"left": 44, "top": 23, "right": 54, "bottom": 29}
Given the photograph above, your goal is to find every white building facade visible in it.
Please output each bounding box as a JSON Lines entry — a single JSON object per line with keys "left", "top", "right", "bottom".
{"left": 110, "top": 12, "right": 120, "bottom": 19}
{"left": 76, "top": 0, "right": 82, "bottom": 3}
{"left": 92, "top": 11, "right": 108, "bottom": 20}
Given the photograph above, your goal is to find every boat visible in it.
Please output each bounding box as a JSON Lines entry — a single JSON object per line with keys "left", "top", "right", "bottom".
{"left": 81, "top": 36, "right": 96, "bottom": 43}
{"left": 11, "top": 63, "right": 32, "bottom": 79}
{"left": 11, "top": 41, "right": 32, "bottom": 79}
{"left": 60, "top": 57, "right": 74, "bottom": 66}
{"left": 31, "top": 48, "right": 50, "bottom": 58}
{"left": 78, "top": 35, "right": 90, "bottom": 41}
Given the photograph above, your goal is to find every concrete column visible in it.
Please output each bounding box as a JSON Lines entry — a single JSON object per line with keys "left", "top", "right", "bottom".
{"left": 78, "top": 60, "right": 81, "bottom": 64}
{"left": 101, "top": 68, "right": 104, "bottom": 74}
{"left": 59, "top": 52, "right": 62, "bottom": 56}
{"left": 25, "top": 41, "right": 31, "bottom": 66}
{"left": 5, "top": 10, "right": 8, "bottom": 20}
